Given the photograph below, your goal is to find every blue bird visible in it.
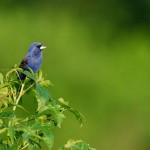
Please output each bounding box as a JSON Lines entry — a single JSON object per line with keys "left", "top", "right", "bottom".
{"left": 19, "top": 42, "right": 46, "bottom": 79}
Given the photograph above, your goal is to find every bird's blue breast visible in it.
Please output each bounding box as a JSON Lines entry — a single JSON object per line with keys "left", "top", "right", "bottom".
{"left": 27, "top": 55, "right": 42, "bottom": 72}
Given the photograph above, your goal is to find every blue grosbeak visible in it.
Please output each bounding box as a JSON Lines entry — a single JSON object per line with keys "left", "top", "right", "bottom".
{"left": 19, "top": 42, "right": 46, "bottom": 79}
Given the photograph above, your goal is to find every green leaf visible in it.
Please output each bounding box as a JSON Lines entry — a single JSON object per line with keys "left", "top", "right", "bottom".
{"left": 58, "top": 99, "right": 84, "bottom": 127}
{"left": 0, "top": 144, "right": 8, "bottom": 149}
{"left": 22, "top": 131, "right": 29, "bottom": 144}
{"left": 42, "top": 126, "right": 54, "bottom": 150}
{"left": 22, "top": 122, "right": 53, "bottom": 149}
{"left": 56, "top": 113, "right": 65, "bottom": 128}
{"left": 39, "top": 80, "right": 51, "bottom": 87}
{"left": 22, "top": 126, "right": 39, "bottom": 147}
{"left": 35, "top": 83, "right": 50, "bottom": 112}
{"left": 69, "top": 108, "right": 84, "bottom": 127}
{"left": 28, "top": 137, "right": 41, "bottom": 149}
{"left": 0, "top": 111, "right": 14, "bottom": 118}
{"left": 8, "top": 127, "right": 15, "bottom": 144}
{"left": 0, "top": 119, "right": 3, "bottom": 128}
{"left": 11, "top": 104, "right": 28, "bottom": 112}
{"left": 0, "top": 128, "right": 7, "bottom": 134}
{"left": 22, "top": 71, "right": 36, "bottom": 81}
{"left": 36, "top": 83, "right": 49, "bottom": 102}
{"left": 32, "top": 122, "right": 54, "bottom": 150}
{"left": 28, "top": 144, "right": 37, "bottom": 150}
{"left": 28, "top": 142, "right": 39, "bottom": 150}
{"left": 49, "top": 104, "right": 65, "bottom": 128}
{"left": 38, "top": 69, "right": 43, "bottom": 80}
{"left": 0, "top": 83, "right": 9, "bottom": 89}
{"left": 58, "top": 98, "right": 69, "bottom": 106}
{"left": 0, "top": 86, "right": 8, "bottom": 97}
{"left": 37, "top": 102, "right": 66, "bottom": 128}
{"left": 59, "top": 139, "right": 96, "bottom": 150}
{"left": 0, "top": 99, "right": 9, "bottom": 111}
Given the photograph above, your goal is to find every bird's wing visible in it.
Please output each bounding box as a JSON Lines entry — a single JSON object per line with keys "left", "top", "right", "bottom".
{"left": 19, "top": 57, "right": 29, "bottom": 69}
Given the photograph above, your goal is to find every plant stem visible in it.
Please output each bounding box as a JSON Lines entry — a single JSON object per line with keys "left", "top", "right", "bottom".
{"left": 21, "top": 143, "right": 29, "bottom": 150}
{"left": 13, "top": 83, "right": 25, "bottom": 111}
{"left": 24, "top": 82, "right": 35, "bottom": 93}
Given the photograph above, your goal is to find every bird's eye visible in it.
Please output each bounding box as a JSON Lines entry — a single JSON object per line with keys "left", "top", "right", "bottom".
{"left": 36, "top": 45, "right": 42, "bottom": 48}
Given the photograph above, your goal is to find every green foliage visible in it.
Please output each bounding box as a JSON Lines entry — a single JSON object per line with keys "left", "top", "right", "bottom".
{"left": 59, "top": 140, "right": 96, "bottom": 150}
{"left": 0, "top": 65, "right": 95, "bottom": 150}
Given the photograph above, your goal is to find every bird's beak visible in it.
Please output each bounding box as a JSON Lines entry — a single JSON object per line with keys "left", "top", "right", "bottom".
{"left": 40, "top": 45, "right": 47, "bottom": 50}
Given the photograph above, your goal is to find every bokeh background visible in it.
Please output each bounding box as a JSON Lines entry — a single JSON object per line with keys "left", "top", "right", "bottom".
{"left": 1, "top": 0, "right": 150, "bottom": 149}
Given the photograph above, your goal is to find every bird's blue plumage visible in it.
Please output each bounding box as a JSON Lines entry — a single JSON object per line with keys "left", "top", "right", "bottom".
{"left": 19, "top": 42, "right": 46, "bottom": 79}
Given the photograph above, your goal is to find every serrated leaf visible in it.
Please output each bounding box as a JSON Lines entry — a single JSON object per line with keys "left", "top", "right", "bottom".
{"left": 28, "top": 137, "right": 41, "bottom": 149}
{"left": 60, "top": 140, "right": 96, "bottom": 150}
{"left": 32, "top": 122, "right": 54, "bottom": 150}
{"left": 42, "top": 126, "right": 54, "bottom": 150}
{"left": 35, "top": 83, "right": 50, "bottom": 112}
{"left": 50, "top": 104, "right": 65, "bottom": 128}
{"left": 36, "top": 102, "right": 65, "bottom": 127}
{"left": 22, "top": 126, "right": 39, "bottom": 146}
{"left": 56, "top": 113, "right": 65, "bottom": 128}
{"left": 58, "top": 100, "right": 84, "bottom": 127}
{"left": 36, "top": 83, "right": 49, "bottom": 101}
{"left": 28, "top": 142, "right": 39, "bottom": 150}
{"left": 69, "top": 109, "right": 84, "bottom": 127}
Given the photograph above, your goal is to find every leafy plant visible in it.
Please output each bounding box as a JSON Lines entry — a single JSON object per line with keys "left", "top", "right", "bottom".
{"left": 0, "top": 65, "right": 95, "bottom": 150}
{"left": 59, "top": 139, "right": 96, "bottom": 150}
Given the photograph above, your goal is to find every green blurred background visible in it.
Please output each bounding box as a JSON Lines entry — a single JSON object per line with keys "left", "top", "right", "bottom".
{"left": 1, "top": 0, "right": 150, "bottom": 149}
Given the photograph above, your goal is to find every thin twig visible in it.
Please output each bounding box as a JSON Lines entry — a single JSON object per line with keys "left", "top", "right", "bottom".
{"left": 13, "top": 83, "right": 25, "bottom": 111}
{"left": 23, "top": 82, "right": 35, "bottom": 94}
{"left": 21, "top": 143, "right": 29, "bottom": 150}
{"left": 15, "top": 70, "right": 22, "bottom": 84}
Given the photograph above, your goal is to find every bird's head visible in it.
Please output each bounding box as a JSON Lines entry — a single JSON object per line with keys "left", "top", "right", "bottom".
{"left": 28, "top": 42, "right": 46, "bottom": 55}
